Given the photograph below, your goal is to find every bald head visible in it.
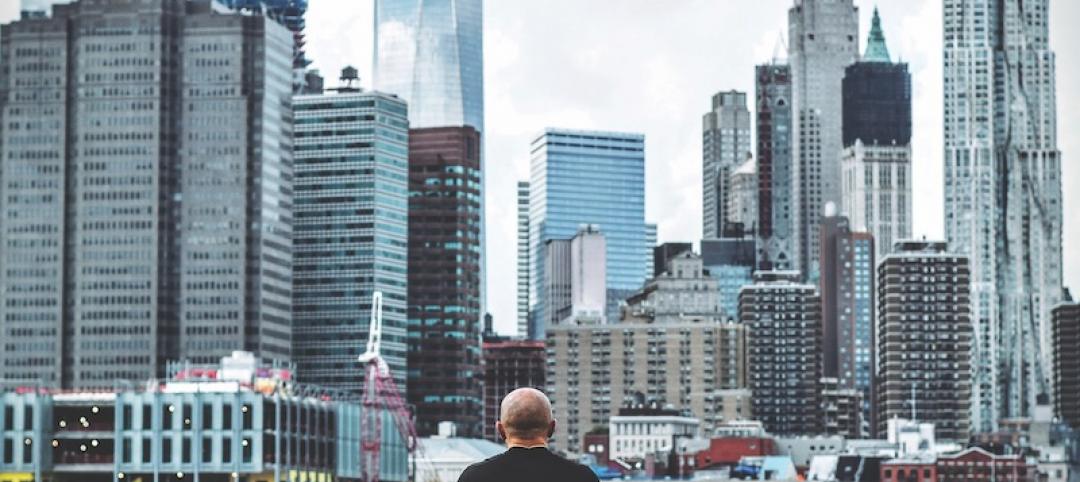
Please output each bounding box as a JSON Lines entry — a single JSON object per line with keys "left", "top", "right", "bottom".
{"left": 498, "top": 388, "right": 554, "bottom": 441}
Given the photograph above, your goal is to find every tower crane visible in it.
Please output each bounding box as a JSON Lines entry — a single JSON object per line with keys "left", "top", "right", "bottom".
{"left": 359, "top": 291, "right": 420, "bottom": 482}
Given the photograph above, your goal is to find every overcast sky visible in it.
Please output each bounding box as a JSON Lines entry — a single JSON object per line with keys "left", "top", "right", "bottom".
{"left": 2, "top": 1, "right": 1076, "bottom": 337}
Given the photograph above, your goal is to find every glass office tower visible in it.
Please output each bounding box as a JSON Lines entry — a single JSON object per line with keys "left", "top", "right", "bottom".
{"left": 0, "top": 0, "right": 294, "bottom": 388}
{"left": 292, "top": 90, "right": 410, "bottom": 391}
{"left": 527, "top": 129, "right": 647, "bottom": 339}
{"left": 373, "top": 0, "right": 483, "bottom": 132}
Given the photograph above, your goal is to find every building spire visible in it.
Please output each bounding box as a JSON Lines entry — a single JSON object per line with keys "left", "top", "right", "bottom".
{"left": 863, "top": 7, "right": 891, "bottom": 62}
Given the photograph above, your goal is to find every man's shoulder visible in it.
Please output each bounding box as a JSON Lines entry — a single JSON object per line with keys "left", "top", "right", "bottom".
{"left": 457, "top": 449, "right": 599, "bottom": 482}
{"left": 456, "top": 451, "right": 512, "bottom": 481}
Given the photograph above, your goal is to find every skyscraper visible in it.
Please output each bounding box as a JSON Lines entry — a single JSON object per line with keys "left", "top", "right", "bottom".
{"left": 217, "top": 0, "right": 310, "bottom": 81}
{"left": 755, "top": 63, "right": 795, "bottom": 271}
{"left": 728, "top": 156, "right": 757, "bottom": 232}
{"left": 876, "top": 241, "right": 972, "bottom": 440}
{"left": 840, "top": 8, "right": 912, "bottom": 257}
{"left": 840, "top": 141, "right": 912, "bottom": 257}
{"left": 292, "top": 85, "right": 410, "bottom": 392}
{"left": 1052, "top": 302, "right": 1080, "bottom": 429}
{"left": 516, "top": 181, "right": 531, "bottom": 338}
{"left": 373, "top": 0, "right": 483, "bottom": 132}
{"left": 739, "top": 271, "right": 823, "bottom": 436}
{"left": 943, "top": 0, "right": 1063, "bottom": 430}
{"left": 818, "top": 211, "right": 875, "bottom": 435}
{"left": 527, "top": 129, "right": 648, "bottom": 338}
{"left": 788, "top": 0, "right": 859, "bottom": 278}
{"left": 0, "top": 0, "right": 294, "bottom": 389}
{"left": 702, "top": 91, "right": 751, "bottom": 239}
{"left": 407, "top": 126, "right": 483, "bottom": 436}
{"left": 374, "top": 0, "right": 487, "bottom": 325}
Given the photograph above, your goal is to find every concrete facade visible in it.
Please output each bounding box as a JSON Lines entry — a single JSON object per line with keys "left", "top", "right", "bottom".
{"left": 840, "top": 141, "right": 912, "bottom": 257}
{"left": 623, "top": 252, "right": 721, "bottom": 324}
{"left": 546, "top": 320, "right": 748, "bottom": 454}
{"left": 739, "top": 271, "right": 822, "bottom": 436}
{"left": 702, "top": 91, "right": 751, "bottom": 239}
{"left": 876, "top": 241, "right": 972, "bottom": 440}
{"left": 1052, "top": 303, "right": 1080, "bottom": 430}
{"left": 0, "top": 0, "right": 294, "bottom": 389}
{"left": 787, "top": 0, "right": 859, "bottom": 277}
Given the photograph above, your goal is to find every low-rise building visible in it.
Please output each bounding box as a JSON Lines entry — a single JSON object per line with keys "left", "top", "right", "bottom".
{"left": 0, "top": 353, "right": 408, "bottom": 482}
{"left": 608, "top": 405, "right": 700, "bottom": 461}
{"left": 880, "top": 457, "right": 936, "bottom": 482}
{"left": 935, "top": 447, "right": 1036, "bottom": 482}
{"left": 414, "top": 436, "right": 504, "bottom": 482}
{"left": 690, "top": 437, "right": 778, "bottom": 471}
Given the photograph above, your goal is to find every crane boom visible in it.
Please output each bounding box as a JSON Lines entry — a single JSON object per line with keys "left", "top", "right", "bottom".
{"left": 359, "top": 291, "right": 419, "bottom": 482}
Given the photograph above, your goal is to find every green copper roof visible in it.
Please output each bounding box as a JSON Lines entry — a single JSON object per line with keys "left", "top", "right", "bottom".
{"left": 863, "top": 7, "right": 891, "bottom": 62}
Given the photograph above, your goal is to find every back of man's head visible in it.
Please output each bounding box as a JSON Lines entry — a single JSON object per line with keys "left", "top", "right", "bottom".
{"left": 498, "top": 388, "right": 554, "bottom": 444}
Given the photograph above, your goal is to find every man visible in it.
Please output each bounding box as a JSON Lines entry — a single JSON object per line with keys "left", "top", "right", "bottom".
{"left": 457, "top": 387, "right": 599, "bottom": 482}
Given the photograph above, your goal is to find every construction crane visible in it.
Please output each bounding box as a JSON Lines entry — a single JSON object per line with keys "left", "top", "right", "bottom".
{"left": 358, "top": 291, "right": 420, "bottom": 482}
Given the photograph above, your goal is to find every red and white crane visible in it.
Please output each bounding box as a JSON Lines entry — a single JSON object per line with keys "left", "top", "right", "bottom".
{"left": 358, "top": 291, "right": 420, "bottom": 482}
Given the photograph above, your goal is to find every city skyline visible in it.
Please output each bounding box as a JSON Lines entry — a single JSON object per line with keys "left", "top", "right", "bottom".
{"left": 1, "top": 0, "right": 1076, "bottom": 338}
{"left": 0, "top": 0, "right": 1079, "bottom": 478}
{"left": 256, "top": 0, "right": 1080, "bottom": 335}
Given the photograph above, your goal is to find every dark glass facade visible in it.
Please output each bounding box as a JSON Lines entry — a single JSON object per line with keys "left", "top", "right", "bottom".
{"left": 407, "top": 127, "right": 483, "bottom": 437}
{"left": 292, "top": 92, "right": 410, "bottom": 392}
{"left": 653, "top": 242, "right": 692, "bottom": 278}
{"left": 842, "top": 62, "right": 911, "bottom": 147}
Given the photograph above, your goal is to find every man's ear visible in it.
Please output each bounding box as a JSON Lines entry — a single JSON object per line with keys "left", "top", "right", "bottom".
{"left": 548, "top": 419, "right": 556, "bottom": 439}
{"left": 496, "top": 420, "right": 507, "bottom": 441}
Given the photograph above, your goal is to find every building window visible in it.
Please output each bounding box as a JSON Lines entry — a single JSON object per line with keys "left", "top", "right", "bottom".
{"left": 143, "top": 406, "right": 152, "bottom": 430}
{"left": 162, "top": 438, "right": 173, "bottom": 464}
{"left": 183, "top": 405, "right": 193, "bottom": 429}
{"left": 182, "top": 437, "right": 191, "bottom": 464}
{"left": 123, "top": 405, "right": 133, "bottom": 430}
{"left": 142, "top": 438, "right": 152, "bottom": 464}
{"left": 202, "top": 437, "right": 213, "bottom": 463}
{"left": 164, "top": 405, "right": 174, "bottom": 430}
{"left": 242, "top": 404, "right": 253, "bottom": 430}
{"left": 242, "top": 438, "right": 252, "bottom": 463}
{"left": 223, "top": 437, "right": 232, "bottom": 464}
{"left": 223, "top": 404, "right": 232, "bottom": 429}
{"left": 202, "top": 404, "right": 213, "bottom": 430}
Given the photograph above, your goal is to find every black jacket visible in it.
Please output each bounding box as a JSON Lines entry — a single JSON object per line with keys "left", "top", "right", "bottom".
{"left": 456, "top": 446, "right": 600, "bottom": 482}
